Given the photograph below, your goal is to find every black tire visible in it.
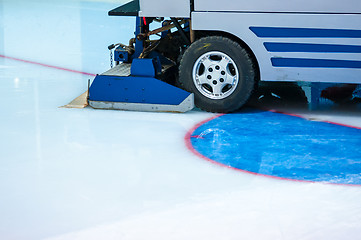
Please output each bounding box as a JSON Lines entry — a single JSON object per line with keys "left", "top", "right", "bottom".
{"left": 179, "top": 36, "right": 257, "bottom": 113}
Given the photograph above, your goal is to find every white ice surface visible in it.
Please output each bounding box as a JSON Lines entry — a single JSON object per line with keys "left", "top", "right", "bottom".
{"left": 1, "top": 1, "right": 361, "bottom": 240}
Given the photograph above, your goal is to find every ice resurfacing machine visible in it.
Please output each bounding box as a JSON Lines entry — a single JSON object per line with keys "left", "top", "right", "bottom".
{"left": 87, "top": 0, "right": 361, "bottom": 113}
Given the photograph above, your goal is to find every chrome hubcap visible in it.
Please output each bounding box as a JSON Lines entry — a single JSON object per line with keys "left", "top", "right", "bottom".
{"left": 192, "top": 51, "right": 239, "bottom": 99}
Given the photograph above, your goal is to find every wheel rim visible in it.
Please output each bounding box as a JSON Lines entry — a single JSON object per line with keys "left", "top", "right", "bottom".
{"left": 192, "top": 51, "right": 239, "bottom": 100}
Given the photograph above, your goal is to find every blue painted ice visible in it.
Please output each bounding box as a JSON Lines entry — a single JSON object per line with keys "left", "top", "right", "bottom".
{"left": 190, "top": 110, "right": 361, "bottom": 185}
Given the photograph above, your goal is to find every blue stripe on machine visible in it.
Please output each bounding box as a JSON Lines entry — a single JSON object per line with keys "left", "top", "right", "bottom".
{"left": 250, "top": 27, "right": 361, "bottom": 38}
{"left": 264, "top": 42, "right": 361, "bottom": 53}
{"left": 271, "top": 58, "right": 361, "bottom": 68}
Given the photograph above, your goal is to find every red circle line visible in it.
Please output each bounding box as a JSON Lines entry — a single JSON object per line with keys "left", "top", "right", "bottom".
{"left": 184, "top": 110, "right": 361, "bottom": 187}
{"left": 0, "top": 54, "right": 96, "bottom": 76}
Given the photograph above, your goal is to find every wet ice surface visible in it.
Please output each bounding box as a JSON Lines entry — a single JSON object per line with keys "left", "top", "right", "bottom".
{"left": 0, "top": 59, "right": 217, "bottom": 239}
{"left": 1, "top": 1, "right": 361, "bottom": 240}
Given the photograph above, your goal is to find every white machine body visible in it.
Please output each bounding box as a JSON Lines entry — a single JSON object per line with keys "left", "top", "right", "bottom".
{"left": 139, "top": 0, "right": 361, "bottom": 83}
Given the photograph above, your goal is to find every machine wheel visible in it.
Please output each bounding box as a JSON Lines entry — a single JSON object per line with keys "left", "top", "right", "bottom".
{"left": 179, "top": 36, "right": 256, "bottom": 113}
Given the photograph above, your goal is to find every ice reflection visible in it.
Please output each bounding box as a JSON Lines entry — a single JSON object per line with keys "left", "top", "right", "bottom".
{"left": 13, "top": 77, "right": 20, "bottom": 88}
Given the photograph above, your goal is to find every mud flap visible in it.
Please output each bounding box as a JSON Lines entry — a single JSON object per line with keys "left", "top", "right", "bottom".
{"left": 60, "top": 91, "right": 89, "bottom": 109}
